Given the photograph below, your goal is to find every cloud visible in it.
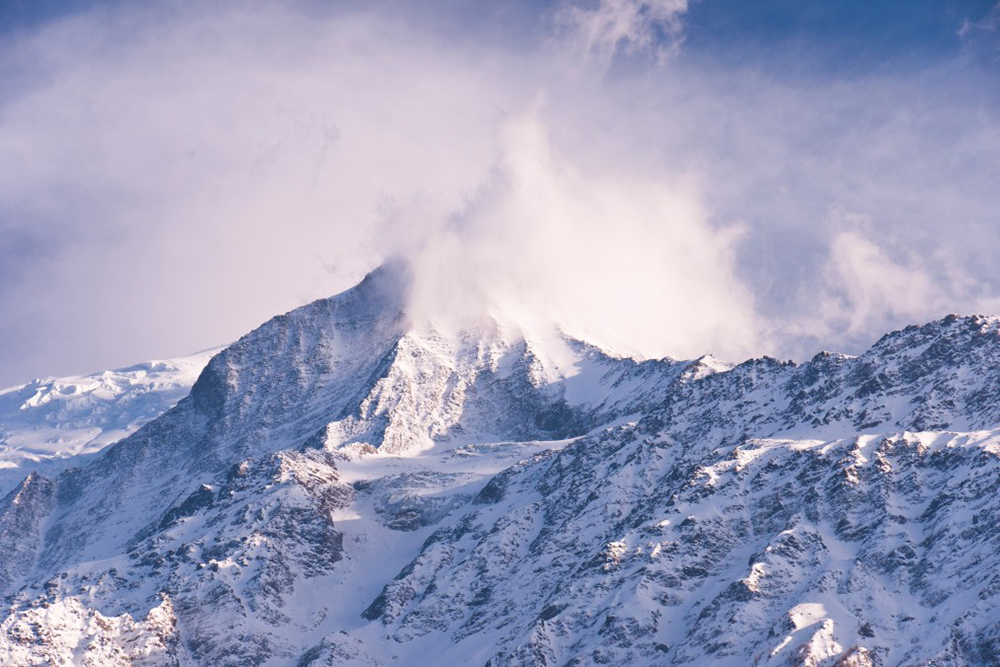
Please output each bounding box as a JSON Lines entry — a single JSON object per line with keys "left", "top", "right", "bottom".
{"left": 959, "top": 2, "right": 1000, "bottom": 38}
{"left": 404, "top": 110, "right": 761, "bottom": 361}
{"left": 0, "top": 0, "right": 999, "bottom": 384}
{"left": 958, "top": 1, "right": 1000, "bottom": 60}
{"left": 556, "top": 0, "right": 689, "bottom": 63}
{"left": 804, "top": 222, "right": 948, "bottom": 346}
{"left": 0, "top": 3, "right": 528, "bottom": 382}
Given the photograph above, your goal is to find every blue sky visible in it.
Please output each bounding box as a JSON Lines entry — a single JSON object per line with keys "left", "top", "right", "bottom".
{"left": 1, "top": 0, "right": 999, "bottom": 385}
{"left": 3, "top": 1, "right": 996, "bottom": 62}
{"left": 685, "top": 0, "right": 997, "bottom": 68}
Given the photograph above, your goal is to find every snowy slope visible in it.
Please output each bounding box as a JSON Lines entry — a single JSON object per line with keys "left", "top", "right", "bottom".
{"left": 0, "top": 264, "right": 998, "bottom": 666}
{"left": 0, "top": 348, "right": 219, "bottom": 494}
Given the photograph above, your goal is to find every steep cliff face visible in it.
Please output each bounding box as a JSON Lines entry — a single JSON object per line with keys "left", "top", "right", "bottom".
{"left": 0, "top": 266, "right": 998, "bottom": 666}
{"left": 0, "top": 473, "right": 54, "bottom": 592}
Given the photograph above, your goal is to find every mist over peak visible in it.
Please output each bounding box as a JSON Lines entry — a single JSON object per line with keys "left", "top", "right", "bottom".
{"left": 390, "top": 113, "right": 762, "bottom": 364}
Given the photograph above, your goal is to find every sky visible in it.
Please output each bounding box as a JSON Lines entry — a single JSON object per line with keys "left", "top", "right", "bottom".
{"left": 0, "top": 0, "right": 999, "bottom": 385}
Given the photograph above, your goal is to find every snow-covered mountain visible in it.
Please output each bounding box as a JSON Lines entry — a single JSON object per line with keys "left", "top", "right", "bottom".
{"left": 0, "top": 263, "right": 998, "bottom": 666}
{"left": 0, "top": 348, "right": 219, "bottom": 495}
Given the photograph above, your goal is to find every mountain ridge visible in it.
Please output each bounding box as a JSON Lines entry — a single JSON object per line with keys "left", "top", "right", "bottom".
{"left": 0, "top": 266, "right": 998, "bottom": 665}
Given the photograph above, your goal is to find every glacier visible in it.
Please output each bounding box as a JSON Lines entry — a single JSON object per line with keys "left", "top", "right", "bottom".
{"left": 0, "top": 263, "right": 998, "bottom": 665}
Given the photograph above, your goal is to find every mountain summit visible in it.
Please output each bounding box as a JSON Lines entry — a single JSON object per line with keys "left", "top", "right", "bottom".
{"left": 0, "top": 268, "right": 998, "bottom": 665}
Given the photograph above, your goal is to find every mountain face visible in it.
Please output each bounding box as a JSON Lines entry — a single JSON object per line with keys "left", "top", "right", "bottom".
{"left": 0, "top": 264, "right": 998, "bottom": 666}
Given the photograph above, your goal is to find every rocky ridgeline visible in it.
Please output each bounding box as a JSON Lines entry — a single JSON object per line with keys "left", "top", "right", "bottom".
{"left": 0, "top": 265, "right": 998, "bottom": 666}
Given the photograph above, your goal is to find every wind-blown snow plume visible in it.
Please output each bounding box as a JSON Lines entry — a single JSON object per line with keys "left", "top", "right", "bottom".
{"left": 402, "top": 112, "right": 761, "bottom": 360}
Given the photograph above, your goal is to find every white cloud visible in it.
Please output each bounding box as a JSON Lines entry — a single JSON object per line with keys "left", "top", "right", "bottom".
{"left": 0, "top": 4, "right": 528, "bottom": 381}
{"left": 817, "top": 227, "right": 947, "bottom": 339}
{"left": 0, "top": 0, "right": 999, "bottom": 383}
{"left": 556, "top": 0, "right": 689, "bottom": 63}
{"left": 404, "top": 111, "right": 762, "bottom": 361}
{"left": 959, "top": 2, "right": 1000, "bottom": 39}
